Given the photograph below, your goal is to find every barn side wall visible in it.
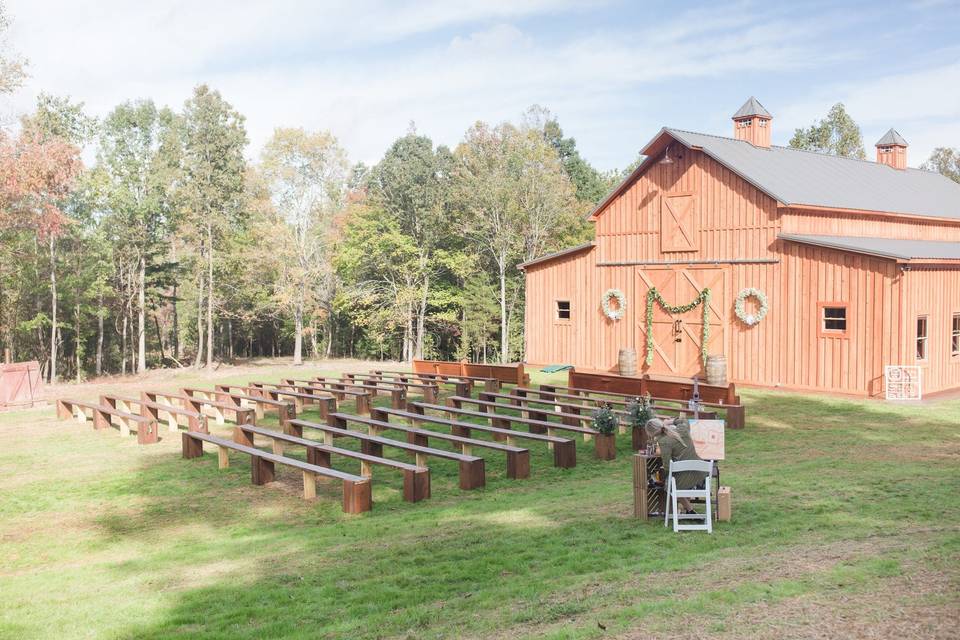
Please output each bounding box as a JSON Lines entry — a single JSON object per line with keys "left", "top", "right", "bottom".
{"left": 899, "top": 266, "right": 960, "bottom": 395}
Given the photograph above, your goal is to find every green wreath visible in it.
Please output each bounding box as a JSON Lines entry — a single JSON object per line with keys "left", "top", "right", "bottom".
{"left": 644, "top": 287, "right": 712, "bottom": 367}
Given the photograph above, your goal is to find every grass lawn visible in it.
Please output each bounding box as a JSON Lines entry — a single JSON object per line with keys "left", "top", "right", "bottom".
{"left": 1, "top": 359, "right": 958, "bottom": 639}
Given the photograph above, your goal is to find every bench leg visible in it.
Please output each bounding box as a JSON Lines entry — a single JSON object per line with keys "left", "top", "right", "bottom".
{"left": 119, "top": 417, "right": 131, "bottom": 438}
{"left": 458, "top": 458, "right": 485, "bottom": 490}
{"left": 491, "top": 417, "right": 510, "bottom": 442}
{"left": 271, "top": 440, "right": 284, "bottom": 456}
{"left": 286, "top": 422, "right": 303, "bottom": 438}
{"left": 727, "top": 405, "right": 745, "bottom": 430}
{"left": 306, "top": 447, "right": 331, "bottom": 469}
{"left": 167, "top": 414, "right": 179, "bottom": 432}
{"left": 528, "top": 413, "right": 548, "bottom": 434}
{"left": 342, "top": 479, "right": 372, "bottom": 513}
{"left": 403, "top": 468, "right": 431, "bottom": 502}
{"left": 407, "top": 432, "right": 429, "bottom": 448}
{"left": 361, "top": 441, "right": 384, "bottom": 458}
{"left": 391, "top": 391, "right": 404, "bottom": 409}
{"left": 356, "top": 395, "right": 371, "bottom": 415}
{"left": 137, "top": 420, "right": 158, "bottom": 445}
{"left": 632, "top": 425, "right": 647, "bottom": 451}
{"left": 233, "top": 426, "right": 254, "bottom": 447}
{"left": 251, "top": 457, "right": 275, "bottom": 485}
{"left": 302, "top": 471, "right": 317, "bottom": 499}
{"left": 360, "top": 461, "right": 372, "bottom": 477}
{"left": 317, "top": 398, "right": 334, "bottom": 419}
{"left": 214, "top": 408, "right": 225, "bottom": 426}
{"left": 56, "top": 400, "right": 70, "bottom": 420}
{"left": 506, "top": 450, "right": 530, "bottom": 479}
{"left": 553, "top": 440, "right": 577, "bottom": 469}
{"left": 182, "top": 433, "right": 203, "bottom": 458}
{"left": 451, "top": 424, "right": 470, "bottom": 439}
{"left": 218, "top": 445, "right": 230, "bottom": 469}
{"left": 424, "top": 387, "right": 438, "bottom": 403}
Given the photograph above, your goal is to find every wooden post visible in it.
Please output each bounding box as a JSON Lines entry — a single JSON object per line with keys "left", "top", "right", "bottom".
{"left": 217, "top": 445, "right": 230, "bottom": 469}
{"left": 633, "top": 453, "right": 646, "bottom": 520}
{"left": 506, "top": 450, "right": 530, "bottom": 479}
{"left": 182, "top": 433, "right": 203, "bottom": 458}
{"left": 251, "top": 457, "right": 275, "bottom": 485}
{"left": 137, "top": 419, "right": 159, "bottom": 445}
{"left": 458, "top": 458, "right": 486, "bottom": 490}
{"left": 553, "top": 440, "right": 577, "bottom": 469}
{"left": 342, "top": 478, "right": 372, "bottom": 513}
{"left": 302, "top": 471, "right": 317, "bottom": 499}
{"left": 403, "top": 468, "right": 431, "bottom": 502}
{"left": 306, "top": 447, "right": 331, "bottom": 468}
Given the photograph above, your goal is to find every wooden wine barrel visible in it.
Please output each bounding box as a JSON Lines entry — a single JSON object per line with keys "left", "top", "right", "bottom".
{"left": 618, "top": 348, "right": 637, "bottom": 377}
{"left": 705, "top": 354, "right": 727, "bottom": 386}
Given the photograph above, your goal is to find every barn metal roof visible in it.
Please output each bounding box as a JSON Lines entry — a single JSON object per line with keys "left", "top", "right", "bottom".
{"left": 648, "top": 128, "right": 960, "bottom": 220}
{"left": 778, "top": 233, "right": 960, "bottom": 261}
{"left": 517, "top": 242, "right": 595, "bottom": 270}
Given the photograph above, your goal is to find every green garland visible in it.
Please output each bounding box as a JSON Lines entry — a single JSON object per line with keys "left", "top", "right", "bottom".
{"left": 644, "top": 287, "right": 712, "bottom": 367}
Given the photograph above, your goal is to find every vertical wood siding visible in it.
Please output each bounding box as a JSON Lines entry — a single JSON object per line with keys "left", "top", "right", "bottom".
{"left": 899, "top": 267, "right": 960, "bottom": 394}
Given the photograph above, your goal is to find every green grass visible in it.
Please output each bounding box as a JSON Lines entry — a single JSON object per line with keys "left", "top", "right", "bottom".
{"left": 1, "top": 362, "right": 958, "bottom": 639}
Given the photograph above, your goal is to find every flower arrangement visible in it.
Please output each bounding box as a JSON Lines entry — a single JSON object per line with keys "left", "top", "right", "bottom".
{"left": 644, "top": 287, "right": 712, "bottom": 367}
{"left": 626, "top": 393, "right": 655, "bottom": 429}
{"left": 591, "top": 402, "right": 618, "bottom": 435}
{"left": 601, "top": 288, "right": 626, "bottom": 320}
{"left": 734, "top": 287, "right": 768, "bottom": 326}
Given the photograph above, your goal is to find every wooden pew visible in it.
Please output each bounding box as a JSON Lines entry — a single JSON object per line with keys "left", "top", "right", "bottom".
{"left": 280, "top": 378, "right": 372, "bottom": 414}
{"left": 289, "top": 416, "right": 486, "bottom": 490}
{"left": 370, "top": 371, "right": 472, "bottom": 397}
{"left": 368, "top": 406, "right": 530, "bottom": 479}
{"left": 246, "top": 382, "right": 337, "bottom": 417}
{"left": 412, "top": 359, "right": 528, "bottom": 386}
{"left": 314, "top": 375, "right": 407, "bottom": 409}
{"left": 101, "top": 394, "right": 208, "bottom": 434}
{"left": 517, "top": 386, "right": 716, "bottom": 420}
{"left": 374, "top": 369, "right": 500, "bottom": 393}
{"left": 142, "top": 390, "right": 255, "bottom": 426}
{"left": 402, "top": 402, "right": 577, "bottom": 469}
{"left": 442, "top": 397, "right": 600, "bottom": 446}
{"left": 181, "top": 431, "right": 371, "bottom": 513}
{"left": 235, "top": 424, "right": 430, "bottom": 502}
{"left": 210, "top": 385, "right": 297, "bottom": 426}
{"left": 449, "top": 395, "right": 601, "bottom": 438}
{"left": 343, "top": 373, "right": 440, "bottom": 403}
{"left": 56, "top": 398, "right": 158, "bottom": 444}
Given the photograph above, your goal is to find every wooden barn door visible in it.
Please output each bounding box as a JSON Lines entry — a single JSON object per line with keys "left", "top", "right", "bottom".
{"left": 636, "top": 266, "right": 727, "bottom": 377}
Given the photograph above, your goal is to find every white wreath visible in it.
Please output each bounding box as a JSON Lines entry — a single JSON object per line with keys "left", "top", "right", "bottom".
{"left": 601, "top": 288, "right": 627, "bottom": 320}
{"left": 735, "top": 287, "right": 768, "bottom": 326}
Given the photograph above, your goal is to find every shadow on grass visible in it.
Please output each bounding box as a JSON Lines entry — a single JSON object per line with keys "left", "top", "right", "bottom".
{"left": 82, "top": 387, "right": 960, "bottom": 639}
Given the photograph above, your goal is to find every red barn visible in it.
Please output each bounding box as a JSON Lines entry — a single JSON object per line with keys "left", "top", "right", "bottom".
{"left": 521, "top": 98, "right": 960, "bottom": 397}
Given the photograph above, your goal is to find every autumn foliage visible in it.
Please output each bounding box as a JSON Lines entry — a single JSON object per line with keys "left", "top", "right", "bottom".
{"left": 0, "top": 124, "right": 83, "bottom": 237}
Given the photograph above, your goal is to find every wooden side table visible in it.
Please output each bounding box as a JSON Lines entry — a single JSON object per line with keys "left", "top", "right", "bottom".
{"left": 633, "top": 452, "right": 665, "bottom": 520}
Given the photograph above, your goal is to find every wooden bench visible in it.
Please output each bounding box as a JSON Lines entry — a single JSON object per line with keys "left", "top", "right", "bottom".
{"left": 404, "top": 402, "right": 577, "bottom": 469}
{"left": 290, "top": 416, "right": 486, "bottom": 490}
{"left": 142, "top": 390, "right": 255, "bottom": 426}
{"left": 413, "top": 359, "right": 529, "bottom": 386}
{"left": 445, "top": 396, "right": 600, "bottom": 445}
{"left": 101, "top": 394, "right": 208, "bottom": 433}
{"left": 344, "top": 373, "right": 440, "bottom": 403}
{"left": 181, "top": 431, "right": 371, "bottom": 513}
{"left": 559, "top": 372, "right": 745, "bottom": 429}
{"left": 235, "top": 424, "right": 430, "bottom": 502}
{"left": 520, "top": 386, "right": 716, "bottom": 421}
{"left": 56, "top": 398, "right": 159, "bottom": 444}
{"left": 281, "top": 379, "right": 372, "bottom": 414}
{"left": 315, "top": 375, "right": 407, "bottom": 409}
{"left": 371, "top": 371, "right": 473, "bottom": 397}
{"left": 211, "top": 385, "right": 297, "bottom": 426}
{"left": 247, "top": 382, "right": 337, "bottom": 417}
{"left": 368, "top": 406, "right": 530, "bottom": 479}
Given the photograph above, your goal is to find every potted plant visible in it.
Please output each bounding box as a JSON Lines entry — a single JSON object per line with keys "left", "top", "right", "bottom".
{"left": 591, "top": 402, "right": 618, "bottom": 460}
{"left": 626, "top": 393, "right": 655, "bottom": 451}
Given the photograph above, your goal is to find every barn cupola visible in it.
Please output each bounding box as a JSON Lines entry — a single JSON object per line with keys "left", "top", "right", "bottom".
{"left": 875, "top": 128, "right": 908, "bottom": 170}
{"left": 732, "top": 97, "right": 772, "bottom": 148}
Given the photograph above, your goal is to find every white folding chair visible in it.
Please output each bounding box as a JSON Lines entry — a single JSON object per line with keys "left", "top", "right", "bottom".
{"left": 663, "top": 459, "right": 713, "bottom": 533}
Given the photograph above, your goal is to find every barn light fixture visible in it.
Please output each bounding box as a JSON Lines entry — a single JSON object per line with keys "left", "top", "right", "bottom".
{"left": 660, "top": 144, "right": 674, "bottom": 164}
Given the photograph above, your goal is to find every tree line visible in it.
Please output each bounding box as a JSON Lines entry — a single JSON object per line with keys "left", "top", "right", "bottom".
{"left": 1, "top": 82, "right": 630, "bottom": 381}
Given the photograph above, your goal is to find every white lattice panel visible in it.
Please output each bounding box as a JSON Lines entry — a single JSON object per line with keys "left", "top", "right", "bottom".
{"left": 884, "top": 366, "right": 922, "bottom": 401}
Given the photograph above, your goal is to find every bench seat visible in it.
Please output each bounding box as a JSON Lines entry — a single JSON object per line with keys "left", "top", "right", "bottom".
{"left": 101, "top": 394, "right": 208, "bottom": 433}
{"left": 236, "top": 424, "right": 429, "bottom": 502}
{"left": 290, "top": 416, "right": 486, "bottom": 490}
{"left": 181, "top": 431, "right": 371, "bottom": 512}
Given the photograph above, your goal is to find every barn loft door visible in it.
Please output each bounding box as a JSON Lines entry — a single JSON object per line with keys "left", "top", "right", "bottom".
{"left": 660, "top": 193, "right": 698, "bottom": 253}
{"left": 636, "top": 266, "right": 726, "bottom": 377}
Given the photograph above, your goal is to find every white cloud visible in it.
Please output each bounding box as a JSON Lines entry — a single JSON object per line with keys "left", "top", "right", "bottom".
{"left": 2, "top": 1, "right": 956, "bottom": 172}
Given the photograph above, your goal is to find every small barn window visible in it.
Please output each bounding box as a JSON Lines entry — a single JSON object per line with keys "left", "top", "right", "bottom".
{"left": 953, "top": 313, "right": 960, "bottom": 356}
{"left": 916, "top": 316, "right": 928, "bottom": 361}
{"left": 819, "top": 304, "right": 848, "bottom": 337}
{"left": 556, "top": 300, "right": 571, "bottom": 321}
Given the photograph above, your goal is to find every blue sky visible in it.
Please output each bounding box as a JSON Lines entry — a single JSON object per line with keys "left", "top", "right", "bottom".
{"left": 6, "top": 0, "right": 960, "bottom": 171}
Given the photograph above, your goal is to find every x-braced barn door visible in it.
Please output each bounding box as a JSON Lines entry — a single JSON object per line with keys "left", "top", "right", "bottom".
{"left": 636, "top": 266, "right": 727, "bottom": 377}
